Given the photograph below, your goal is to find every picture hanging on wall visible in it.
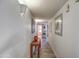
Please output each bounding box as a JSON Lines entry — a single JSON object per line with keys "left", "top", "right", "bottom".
{"left": 19, "top": 4, "right": 26, "bottom": 16}
{"left": 31, "top": 19, "right": 35, "bottom": 34}
{"left": 66, "top": 3, "right": 70, "bottom": 13}
{"left": 76, "top": 0, "right": 79, "bottom": 2}
{"left": 55, "top": 14, "right": 63, "bottom": 36}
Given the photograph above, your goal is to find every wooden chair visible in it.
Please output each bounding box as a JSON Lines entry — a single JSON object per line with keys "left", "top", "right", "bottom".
{"left": 30, "top": 36, "right": 41, "bottom": 58}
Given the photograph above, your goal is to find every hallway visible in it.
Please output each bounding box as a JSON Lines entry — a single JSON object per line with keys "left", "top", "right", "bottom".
{"left": 0, "top": 0, "right": 79, "bottom": 58}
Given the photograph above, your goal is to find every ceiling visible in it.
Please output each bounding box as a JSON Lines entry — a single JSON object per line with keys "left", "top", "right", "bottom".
{"left": 18, "top": 0, "right": 68, "bottom": 19}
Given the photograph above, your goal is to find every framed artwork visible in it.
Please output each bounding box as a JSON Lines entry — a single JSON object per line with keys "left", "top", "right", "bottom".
{"left": 76, "top": 0, "right": 79, "bottom": 2}
{"left": 31, "top": 19, "right": 35, "bottom": 34}
{"left": 55, "top": 14, "right": 63, "bottom": 36}
{"left": 66, "top": 3, "right": 70, "bottom": 13}
{"left": 19, "top": 4, "right": 26, "bottom": 16}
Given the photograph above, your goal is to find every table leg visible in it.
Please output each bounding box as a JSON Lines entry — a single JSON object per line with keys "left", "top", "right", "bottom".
{"left": 30, "top": 44, "right": 33, "bottom": 58}
{"left": 38, "top": 45, "right": 40, "bottom": 58}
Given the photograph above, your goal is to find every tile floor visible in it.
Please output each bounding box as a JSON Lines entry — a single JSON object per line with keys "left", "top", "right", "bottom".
{"left": 40, "top": 43, "right": 56, "bottom": 58}
{"left": 33, "top": 42, "right": 56, "bottom": 58}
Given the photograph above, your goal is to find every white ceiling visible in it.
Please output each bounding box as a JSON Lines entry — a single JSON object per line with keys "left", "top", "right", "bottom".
{"left": 18, "top": 0, "right": 68, "bottom": 19}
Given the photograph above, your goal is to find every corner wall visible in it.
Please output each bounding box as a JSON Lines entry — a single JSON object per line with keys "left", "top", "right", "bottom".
{"left": 48, "top": 0, "right": 79, "bottom": 58}
{"left": 0, "top": 0, "right": 32, "bottom": 58}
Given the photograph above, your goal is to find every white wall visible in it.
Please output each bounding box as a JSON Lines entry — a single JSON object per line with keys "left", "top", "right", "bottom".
{"left": 48, "top": 0, "right": 79, "bottom": 58}
{"left": 0, "top": 0, "right": 32, "bottom": 58}
{"left": 21, "top": 8, "right": 32, "bottom": 58}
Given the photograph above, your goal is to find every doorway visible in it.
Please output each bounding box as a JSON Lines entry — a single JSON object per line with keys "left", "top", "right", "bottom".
{"left": 37, "top": 23, "right": 48, "bottom": 48}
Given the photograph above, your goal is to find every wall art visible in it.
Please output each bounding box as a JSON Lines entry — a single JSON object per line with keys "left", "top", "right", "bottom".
{"left": 55, "top": 14, "right": 63, "bottom": 36}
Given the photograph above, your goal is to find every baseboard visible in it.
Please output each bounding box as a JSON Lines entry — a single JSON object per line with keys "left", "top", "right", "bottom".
{"left": 48, "top": 43, "right": 60, "bottom": 58}
{"left": 51, "top": 47, "right": 60, "bottom": 58}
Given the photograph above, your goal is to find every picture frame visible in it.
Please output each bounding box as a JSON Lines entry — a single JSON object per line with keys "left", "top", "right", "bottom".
{"left": 66, "top": 3, "right": 70, "bottom": 13}
{"left": 31, "top": 19, "right": 35, "bottom": 34}
{"left": 76, "top": 0, "right": 79, "bottom": 2}
{"left": 19, "top": 4, "right": 26, "bottom": 16}
{"left": 55, "top": 14, "right": 63, "bottom": 36}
